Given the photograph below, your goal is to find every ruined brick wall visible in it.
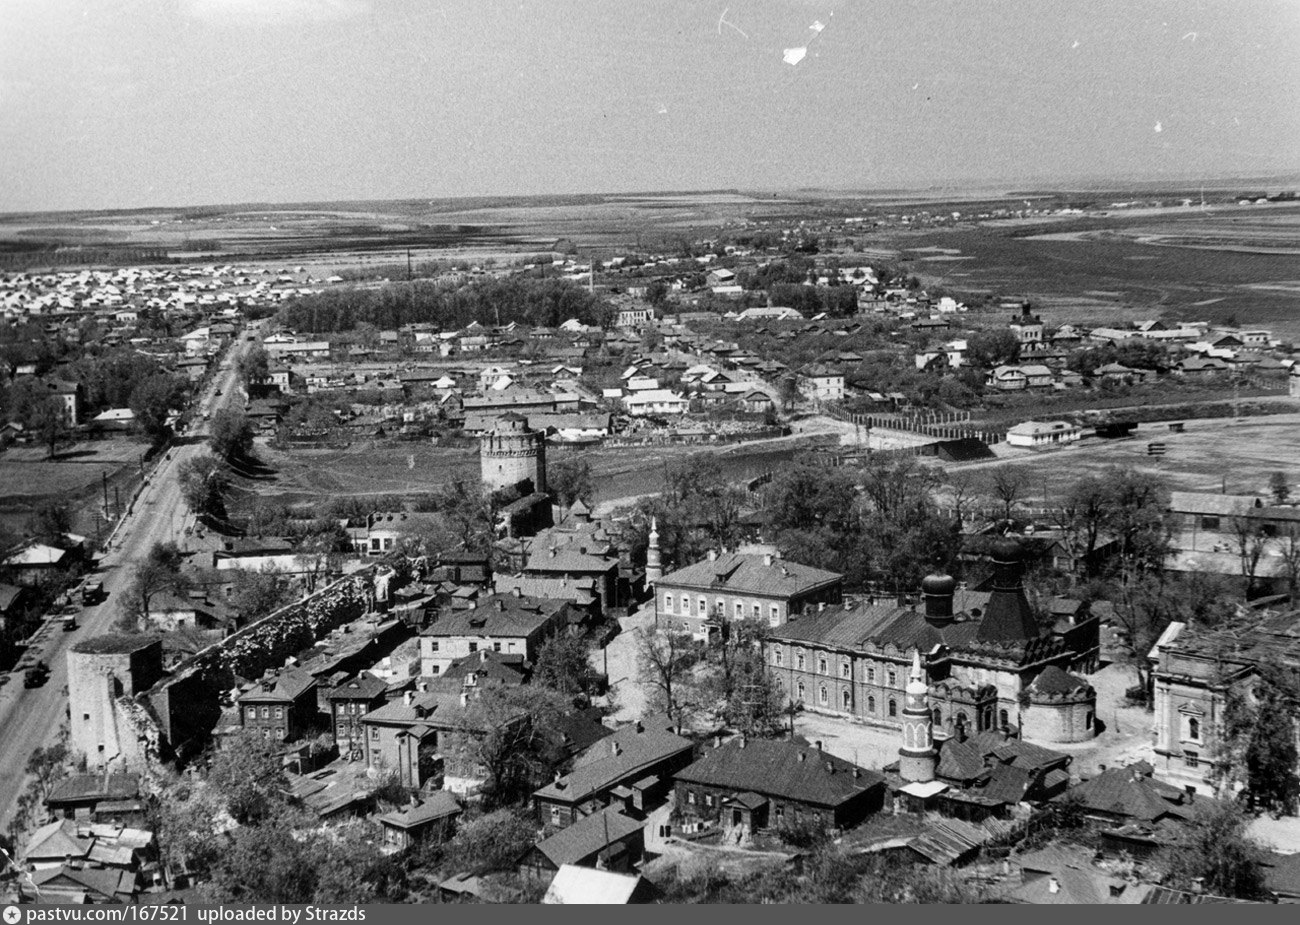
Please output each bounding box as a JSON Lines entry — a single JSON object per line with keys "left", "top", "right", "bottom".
{"left": 137, "top": 567, "right": 376, "bottom": 762}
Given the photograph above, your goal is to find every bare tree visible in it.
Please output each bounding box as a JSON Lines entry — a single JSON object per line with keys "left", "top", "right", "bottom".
{"left": 1229, "top": 515, "right": 1269, "bottom": 599}
{"left": 989, "top": 466, "right": 1025, "bottom": 523}
{"left": 1279, "top": 526, "right": 1300, "bottom": 600}
{"left": 636, "top": 627, "right": 701, "bottom": 731}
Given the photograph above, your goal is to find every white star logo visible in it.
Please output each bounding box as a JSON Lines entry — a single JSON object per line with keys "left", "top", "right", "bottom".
{"left": 3, "top": 906, "right": 22, "bottom": 925}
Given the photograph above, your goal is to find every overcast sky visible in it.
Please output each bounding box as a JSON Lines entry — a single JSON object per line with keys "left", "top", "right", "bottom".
{"left": 2, "top": 0, "right": 1297, "bottom": 211}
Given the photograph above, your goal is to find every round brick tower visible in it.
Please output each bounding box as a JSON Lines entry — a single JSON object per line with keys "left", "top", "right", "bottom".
{"left": 480, "top": 412, "right": 546, "bottom": 494}
{"left": 898, "top": 651, "right": 937, "bottom": 784}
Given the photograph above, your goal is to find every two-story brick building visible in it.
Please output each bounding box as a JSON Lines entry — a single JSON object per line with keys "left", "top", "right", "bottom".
{"left": 418, "top": 592, "right": 577, "bottom": 677}
{"left": 654, "top": 550, "right": 843, "bottom": 641}
{"left": 764, "top": 544, "right": 1097, "bottom": 737}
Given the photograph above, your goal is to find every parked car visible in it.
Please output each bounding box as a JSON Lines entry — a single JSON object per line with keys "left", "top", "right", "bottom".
{"left": 24, "top": 662, "right": 50, "bottom": 688}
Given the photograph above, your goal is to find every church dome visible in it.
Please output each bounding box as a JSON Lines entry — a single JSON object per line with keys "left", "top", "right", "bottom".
{"left": 989, "top": 537, "right": 1024, "bottom": 564}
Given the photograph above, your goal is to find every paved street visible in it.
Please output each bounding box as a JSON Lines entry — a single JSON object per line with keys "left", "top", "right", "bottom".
{"left": 0, "top": 327, "right": 258, "bottom": 831}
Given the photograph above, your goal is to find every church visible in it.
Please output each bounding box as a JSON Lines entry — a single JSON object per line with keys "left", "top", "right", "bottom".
{"left": 763, "top": 539, "right": 1099, "bottom": 741}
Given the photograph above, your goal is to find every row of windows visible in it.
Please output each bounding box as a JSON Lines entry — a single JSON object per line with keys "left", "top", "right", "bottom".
{"left": 663, "top": 592, "right": 778, "bottom": 624}
{"left": 772, "top": 648, "right": 899, "bottom": 685}
{"left": 683, "top": 790, "right": 822, "bottom": 826}
{"left": 427, "top": 640, "right": 510, "bottom": 653}
{"left": 246, "top": 705, "right": 285, "bottom": 720}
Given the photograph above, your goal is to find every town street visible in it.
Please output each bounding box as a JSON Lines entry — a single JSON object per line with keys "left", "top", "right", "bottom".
{"left": 0, "top": 327, "right": 258, "bottom": 831}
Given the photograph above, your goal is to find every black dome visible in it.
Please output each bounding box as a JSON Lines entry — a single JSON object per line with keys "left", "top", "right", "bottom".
{"left": 921, "top": 573, "right": 957, "bottom": 596}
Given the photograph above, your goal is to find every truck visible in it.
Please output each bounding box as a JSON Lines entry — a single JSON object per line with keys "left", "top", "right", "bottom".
{"left": 62, "top": 613, "right": 77, "bottom": 632}
{"left": 81, "top": 578, "right": 103, "bottom": 606}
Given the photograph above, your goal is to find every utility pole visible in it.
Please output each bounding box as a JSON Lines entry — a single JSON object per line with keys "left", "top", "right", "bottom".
{"left": 102, "top": 471, "right": 110, "bottom": 515}
{"left": 406, "top": 248, "right": 412, "bottom": 282}
{"left": 114, "top": 486, "right": 121, "bottom": 519}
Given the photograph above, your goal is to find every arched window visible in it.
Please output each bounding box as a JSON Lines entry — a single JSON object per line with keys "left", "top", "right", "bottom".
{"left": 818, "top": 657, "right": 828, "bottom": 674}
{"left": 932, "top": 708, "right": 942, "bottom": 726}
{"left": 773, "top": 648, "right": 783, "bottom": 667}
{"left": 796, "top": 652, "right": 805, "bottom": 671}
{"left": 888, "top": 699, "right": 897, "bottom": 718}
{"left": 664, "top": 593, "right": 673, "bottom": 612}
{"left": 796, "top": 681, "right": 805, "bottom": 702}
{"left": 999, "top": 709, "right": 1009, "bottom": 728}
{"left": 868, "top": 696, "right": 876, "bottom": 713}
{"left": 840, "top": 662, "right": 851, "bottom": 679}
{"left": 887, "top": 668, "right": 897, "bottom": 687}
{"left": 842, "top": 690, "right": 851, "bottom": 711}
{"left": 1085, "top": 711, "right": 1094, "bottom": 729}
{"left": 819, "top": 686, "right": 828, "bottom": 706}
{"left": 958, "top": 711, "right": 969, "bottom": 729}
{"left": 1187, "top": 717, "right": 1200, "bottom": 741}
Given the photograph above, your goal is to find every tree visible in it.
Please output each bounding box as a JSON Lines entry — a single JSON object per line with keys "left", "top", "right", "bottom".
{"left": 1242, "top": 661, "right": 1300, "bottom": 816}
{"left": 989, "top": 466, "right": 1026, "bottom": 523}
{"left": 1229, "top": 515, "right": 1269, "bottom": 599}
{"left": 777, "top": 376, "right": 800, "bottom": 412}
{"left": 29, "top": 500, "right": 72, "bottom": 543}
{"left": 237, "top": 344, "right": 270, "bottom": 388}
{"left": 25, "top": 742, "right": 68, "bottom": 802}
{"left": 548, "top": 457, "right": 594, "bottom": 509}
{"left": 856, "top": 455, "right": 961, "bottom": 592}
{"left": 27, "top": 393, "right": 70, "bottom": 459}
{"left": 229, "top": 568, "right": 293, "bottom": 622}
{"left": 443, "top": 808, "right": 536, "bottom": 874}
{"left": 209, "top": 409, "right": 255, "bottom": 463}
{"left": 1061, "top": 472, "right": 1112, "bottom": 574}
{"left": 204, "top": 810, "right": 319, "bottom": 904}
{"left": 436, "top": 480, "right": 496, "bottom": 554}
{"left": 698, "top": 619, "right": 784, "bottom": 737}
{"left": 1269, "top": 471, "right": 1291, "bottom": 505}
{"left": 636, "top": 627, "right": 701, "bottom": 731}
{"left": 1165, "top": 801, "right": 1268, "bottom": 899}
{"left": 1280, "top": 526, "right": 1300, "bottom": 600}
{"left": 966, "top": 328, "right": 1020, "bottom": 368}
{"left": 534, "top": 632, "right": 602, "bottom": 699}
{"left": 128, "top": 374, "right": 187, "bottom": 445}
{"left": 179, "top": 453, "right": 231, "bottom": 522}
{"left": 205, "top": 728, "right": 289, "bottom": 825}
{"left": 469, "top": 685, "right": 570, "bottom": 809}
{"left": 119, "top": 541, "right": 189, "bottom": 631}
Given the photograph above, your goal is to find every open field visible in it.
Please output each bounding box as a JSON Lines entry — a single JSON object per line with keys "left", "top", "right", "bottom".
{"left": 0, "top": 437, "right": 149, "bottom": 541}
{"left": 937, "top": 412, "right": 1300, "bottom": 508}
{"left": 887, "top": 202, "right": 1300, "bottom": 336}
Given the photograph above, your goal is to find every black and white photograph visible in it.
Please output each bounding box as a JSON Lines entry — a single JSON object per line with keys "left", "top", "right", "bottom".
{"left": 0, "top": 0, "right": 1298, "bottom": 907}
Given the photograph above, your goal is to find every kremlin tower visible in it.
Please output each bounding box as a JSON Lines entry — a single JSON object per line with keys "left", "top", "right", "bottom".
{"left": 898, "top": 651, "right": 936, "bottom": 784}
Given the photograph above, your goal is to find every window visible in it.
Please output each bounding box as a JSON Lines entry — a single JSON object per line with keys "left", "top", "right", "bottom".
{"left": 429, "top": 640, "right": 439, "bottom": 652}
{"left": 664, "top": 593, "right": 674, "bottom": 612}
{"left": 888, "top": 699, "right": 897, "bottom": 717}
{"left": 819, "top": 686, "right": 828, "bottom": 706}
{"left": 705, "top": 793, "right": 715, "bottom": 807}
{"left": 698, "top": 597, "right": 707, "bottom": 616}
{"left": 818, "top": 657, "right": 828, "bottom": 675}
{"left": 429, "top": 665, "right": 439, "bottom": 675}
{"left": 371, "top": 727, "right": 380, "bottom": 739}
{"left": 933, "top": 708, "right": 942, "bottom": 726}
{"left": 370, "top": 538, "right": 381, "bottom": 551}
{"left": 735, "top": 602, "right": 743, "bottom": 619}
{"left": 550, "top": 806, "right": 560, "bottom": 825}
{"left": 887, "top": 669, "right": 897, "bottom": 687}
{"left": 493, "top": 642, "right": 502, "bottom": 652}
{"left": 796, "top": 681, "right": 805, "bottom": 701}
{"left": 770, "top": 605, "right": 779, "bottom": 624}
{"left": 840, "top": 662, "right": 851, "bottom": 679}
{"left": 867, "top": 666, "right": 875, "bottom": 683}
{"left": 247, "top": 708, "right": 257, "bottom": 720}
{"left": 1184, "top": 751, "right": 1200, "bottom": 769}
{"left": 752, "top": 604, "right": 760, "bottom": 619}
{"left": 796, "top": 652, "right": 805, "bottom": 671}
{"left": 383, "top": 538, "right": 393, "bottom": 550}
{"left": 868, "top": 696, "right": 876, "bottom": 713}
{"left": 774, "top": 805, "right": 784, "bottom": 822}
{"left": 274, "top": 706, "right": 284, "bottom": 719}
{"left": 1201, "top": 515, "right": 1220, "bottom": 530}
{"left": 260, "top": 706, "right": 270, "bottom": 719}
{"left": 999, "top": 709, "right": 1009, "bottom": 728}
{"left": 468, "top": 642, "right": 478, "bottom": 653}
{"left": 687, "top": 791, "right": 697, "bottom": 805}
{"left": 774, "top": 649, "right": 783, "bottom": 667}
{"left": 842, "top": 690, "right": 851, "bottom": 710}
{"left": 1187, "top": 717, "right": 1200, "bottom": 741}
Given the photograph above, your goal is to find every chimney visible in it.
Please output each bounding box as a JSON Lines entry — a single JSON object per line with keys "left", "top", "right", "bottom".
{"left": 611, "top": 741, "right": 622, "bottom": 757}
{"left": 825, "top": 761, "right": 834, "bottom": 773}
{"left": 1191, "top": 878, "right": 1204, "bottom": 895}
{"left": 739, "top": 734, "right": 747, "bottom": 749}
{"left": 1048, "top": 878, "right": 1060, "bottom": 895}
{"left": 713, "top": 735, "right": 722, "bottom": 748}
{"left": 511, "top": 586, "right": 521, "bottom": 597}
{"left": 495, "top": 599, "right": 505, "bottom": 611}
{"left": 763, "top": 553, "right": 773, "bottom": 567}
{"left": 852, "top": 768, "right": 860, "bottom": 779}
{"left": 798, "top": 752, "right": 806, "bottom": 763}
{"left": 635, "top": 721, "right": 644, "bottom": 733}
{"left": 403, "top": 691, "right": 415, "bottom": 706}
{"left": 818, "top": 602, "right": 826, "bottom": 612}
{"left": 707, "top": 549, "right": 718, "bottom": 562}
{"left": 459, "top": 691, "right": 470, "bottom": 707}
{"left": 417, "top": 682, "right": 429, "bottom": 693}
{"left": 815, "top": 740, "right": 823, "bottom": 751}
